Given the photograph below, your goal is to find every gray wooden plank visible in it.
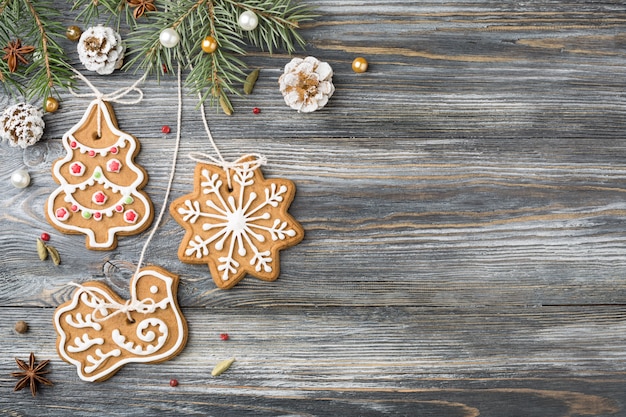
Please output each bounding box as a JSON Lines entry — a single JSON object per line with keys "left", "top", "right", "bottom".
{"left": 2, "top": 1, "right": 626, "bottom": 415}
{"left": 0, "top": 306, "right": 624, "bottom": 416}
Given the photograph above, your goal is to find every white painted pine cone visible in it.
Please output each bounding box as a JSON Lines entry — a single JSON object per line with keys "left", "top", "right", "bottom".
{"left": 278, "top": 56, "right": 335, "bottom": 113}
{"left": 77, "top": 25, "right": 125, "bottom": 75}
{"left": 0, "top": 103, "right": 45, "bottom": 148}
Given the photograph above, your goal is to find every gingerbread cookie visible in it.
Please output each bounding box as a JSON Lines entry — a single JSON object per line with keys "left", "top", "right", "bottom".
{"left": 54, "top": 266, "right": 188, "bottom": 382}
{"left": 46, "top": 100, "right": 153, "bottom": 250}
{"left": 169, "top": 158, "right": 304, "bottom": 289}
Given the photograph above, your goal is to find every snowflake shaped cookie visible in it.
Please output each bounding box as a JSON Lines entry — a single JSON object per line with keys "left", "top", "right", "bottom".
{"left": 170, "top": 160, "right": 304, "bottom": 289}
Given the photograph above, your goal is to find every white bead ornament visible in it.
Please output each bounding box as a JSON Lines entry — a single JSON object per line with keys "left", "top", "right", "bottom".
{"left": 159, "top": 28, "right": 180, "bottom": 48}
{"left": 238, "top": 10, "right": 259, "bottom": 31}
{"left": 11, "top": 169, "right": 30, "bottom": 188}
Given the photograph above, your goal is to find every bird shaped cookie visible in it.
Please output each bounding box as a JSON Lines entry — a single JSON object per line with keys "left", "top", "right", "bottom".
{"left": 54, "top": 266, "right": 187, "bottom": 382}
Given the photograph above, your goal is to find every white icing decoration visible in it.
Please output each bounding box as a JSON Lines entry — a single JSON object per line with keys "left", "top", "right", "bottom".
{"left": 150, "top": 285, "right": 158, "bottom": 294}
{"left": 46, "top": 100, "right": 152, "bottom": 249}
{"left": 69, "top": 162, "right": 86, "bottom": 176}
{"left": 112, "top": 318, "right": 168, "bottom": 355}
{"left": 65, "top": 312, "right": 102, "bottom": 331}
{"left": 178, "top": 165, "right": 297, "bottom": 281}
{"left": 84, "top": 348, "right": 122, "bottom": 374}
{"left": 68, "top": 333, "right": 105, "bottom": 353}
{"left": 53, "top": 268, "right": 186, "bottom": 382}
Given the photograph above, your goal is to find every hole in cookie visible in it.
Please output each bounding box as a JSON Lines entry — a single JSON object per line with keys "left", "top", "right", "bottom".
{"left": 92, "top": 132, "right": 102, "bottom": 140}
{"left": 126, "top": 317, "right": 136, "bottom": 324}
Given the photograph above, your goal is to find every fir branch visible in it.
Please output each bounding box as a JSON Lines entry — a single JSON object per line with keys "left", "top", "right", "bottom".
{"left": 25, "top": 0, "right": 52, "bottom": 91}
{"left": 123, "top": 0, "right": 315, "bottom": 111}
{"left": 69, "top": 0, "right": 130, "bottom": 29}
{"left": 0, "top": 0, "right": 73, "bottom": 101}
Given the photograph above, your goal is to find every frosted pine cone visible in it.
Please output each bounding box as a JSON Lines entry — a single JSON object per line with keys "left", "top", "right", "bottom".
{"left": 0, "top": 103, "right": 45, "bottom": 149}
{"left": 77, "top": 25, "right": 125, "bottom": 75}
{"left": 279, "top": 56, "right": 335, "bottom": 113}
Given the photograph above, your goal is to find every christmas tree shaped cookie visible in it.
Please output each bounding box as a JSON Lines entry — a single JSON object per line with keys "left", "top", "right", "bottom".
{"left": 170, "top": 158, "right": 304, "bottom": 289}
{"left": 46, "top": 100, "right": 153, "bottom": 250}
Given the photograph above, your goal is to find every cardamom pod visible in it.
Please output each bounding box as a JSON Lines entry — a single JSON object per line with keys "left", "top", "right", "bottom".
{"left": 37, "top": 238, "right": 48, "bottom": 261}
{"left": 211, "top": 357, "right": 235, "bottom": 377}
{"left": 243, "top": 69, "right": 260, "bottom": 95}
{"left": 46, "top": 245, "right": 61, "bottom": 266}
{"left": 219, "top": 95, "right": 233, "bottom": 116}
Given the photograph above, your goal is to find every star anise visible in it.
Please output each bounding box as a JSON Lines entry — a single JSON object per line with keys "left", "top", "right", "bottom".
{"left": 2, "top": 39, "right": 35, "bottom": 73}
{"left": 11, "top": 353, "right": 53, "bottom": 397}
{"left": 127, "top": 0, "right": 157, "bottom": 19}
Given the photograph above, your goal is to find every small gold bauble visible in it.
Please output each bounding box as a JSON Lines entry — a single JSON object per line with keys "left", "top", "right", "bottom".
{"left": 352, "top": 57, "right": 368, "bottom": 73}
{"left": 66, "top": 25, "right": 82, "bottom": 42}
{"left": 44, "top": 97, "right": 59, "bottom": 113}
{"left": 201, "top": 36, "right": 218, "bottom": 53}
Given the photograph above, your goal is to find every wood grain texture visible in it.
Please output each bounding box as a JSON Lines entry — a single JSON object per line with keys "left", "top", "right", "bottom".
{"left": 2, "top": 1, "right": 626, "bottom": 415}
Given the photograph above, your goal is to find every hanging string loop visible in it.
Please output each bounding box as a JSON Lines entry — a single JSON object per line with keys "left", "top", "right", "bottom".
{"left": 68, "top": 68, "right": 147, "bottom": 137}
{"left": 68, "top": 282, "right": 157, "bottom": 323}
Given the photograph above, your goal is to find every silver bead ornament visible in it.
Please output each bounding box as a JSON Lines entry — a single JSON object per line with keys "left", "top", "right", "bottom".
{"left": 238, "top": 10, "right": 259, "bottom": 31}
{"left": 11, "top": 169, "right": 30, "bottom": 188}
{"left": 159, "top": 28, "right": 180, "bottom": 48}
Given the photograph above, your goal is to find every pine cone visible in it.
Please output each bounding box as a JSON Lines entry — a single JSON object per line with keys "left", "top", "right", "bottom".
{"left": 77, "top": 25, "right": 125, "bottom": 75}
{"left": 278, "top": 56, "right": 335, "bottom": 113}
{"left": 0, "top": 103, "right": 45, "bottom": 149}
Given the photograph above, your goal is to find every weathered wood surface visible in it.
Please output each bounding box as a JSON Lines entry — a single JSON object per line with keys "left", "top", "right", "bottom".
{"left": 2, "top": 1, "right": 626, "bottom": 415}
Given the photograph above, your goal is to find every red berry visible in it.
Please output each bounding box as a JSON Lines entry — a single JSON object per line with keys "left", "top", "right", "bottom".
{"left": 252, "top": 107, "right": 261, "bottom": 114}
{"left": 220, "top": 333, "right": 229, "bottom": 341}
{"left": 169, "top": 379, "right": 178, "bottom": 387}
{"left": 161, "top": 125, "right": 171, "bottom": 134}
{"left": 40, "top": 232, "right": 50, "bottom": 242}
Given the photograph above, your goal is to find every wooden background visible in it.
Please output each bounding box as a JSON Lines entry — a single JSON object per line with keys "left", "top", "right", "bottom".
{"left": 2, "top": 1, "right": 626, "bottom": 415}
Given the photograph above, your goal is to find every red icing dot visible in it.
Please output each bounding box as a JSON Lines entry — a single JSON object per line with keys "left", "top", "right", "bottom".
{"left": 252, "top": 107, "right": 261, "bottom": 114}
{"left": 70, "top": 204, "right": 79, "bottom": 212}
{"left": 169, "top": 379, "right": 178, "bottom": 387}
{"left": 88, "top": 150, "right": 96, "bottom": 157}
{"left": 124, "top": 210, "right": 138, "bottom": 223}
{"left": 55, "top": 207, "right": 69, "bottom": 220}
{"left": 115, "top": 205, "right": 123, "bottom": 212}
{"left": 70, "top": 141, "right": 77, "bottom": 149}
{"left": 40, "top": 232, "right": 50, "bottom": 242}
{"left": 220, "top": 333, "right": 229, "bottom": 341}
{"left": 107, "top": 159, "right": 121, "bottom": 173}
{"left": 94, "top": 212, "right": 102, "bottom": 220}
{"left": 110, "top": 146, "right": 118, "bottom": 154}
{"left": 70, "top": 163, "right": 84, "bottom": 175}
{"left": 161, "top": 125, "right": 171, "bottom": 134}
{"left": 93, "top": 191, "right": 107, "bottom": 205}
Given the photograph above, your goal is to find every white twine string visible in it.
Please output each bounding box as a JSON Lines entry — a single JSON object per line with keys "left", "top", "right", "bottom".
{"left": 68, "top": 282, "right": 157, "bottom": 323}
{"left": 65, "top": 66, "right": 181, "bottom": 318}
{"left": 188, "top": 63, "right": 267, "bottom": 189}
{"left": 69, "top": 68, "right": 147, "bottom": 137}
{"left": 134, "top": 64, "right": 183, "bottom": 274}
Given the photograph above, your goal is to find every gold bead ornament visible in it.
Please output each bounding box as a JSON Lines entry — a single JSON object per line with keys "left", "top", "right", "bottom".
{"left": 201, "top": 36, "right": 218, "bottom": 53}
{"left": 44, "top": 97, "right": 59, "bottom": 113}
{"left": 66, "top": 26, "right": 82, "bottom": 42}
{"left": 351, "top": 57, "right": 368, "bottom": 73}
